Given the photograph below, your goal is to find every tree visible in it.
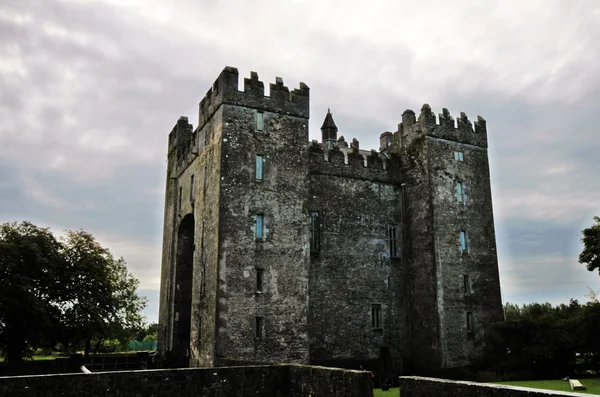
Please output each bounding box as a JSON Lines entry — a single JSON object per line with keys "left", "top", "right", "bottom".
{"left": 579, "top": 216, "right": 600, "bottom": 275}
{"left": 0, "top": 222, "right": 67, "bottom": 363}
{"left": 58, "top": 230, "right": 147, "bottom": 356}
{"left": 0, "top": 221, "right": 147, "bottom": 362}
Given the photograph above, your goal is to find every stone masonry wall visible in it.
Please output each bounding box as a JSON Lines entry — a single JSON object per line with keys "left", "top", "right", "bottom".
{"left": 0, "top": 365, "right": 374, "bottom": 397}
{"left": 393, "top": 105, "right": 503, "bottom": 371}
{"left": 215, "top": 85, "right": 311, "bottom": 363}
{"left": 307, "top": 146, "right": 407, "bottom": 373}
{"left": 399, "top": 376, "right": 590, "bottom": 397}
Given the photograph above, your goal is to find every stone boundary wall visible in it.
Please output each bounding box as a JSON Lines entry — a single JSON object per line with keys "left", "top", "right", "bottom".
{"left": 0, "top": 364, "right": 373, "bottom": 397}
{"left": 399, "top": 376, "right": 590, "bottom": 397}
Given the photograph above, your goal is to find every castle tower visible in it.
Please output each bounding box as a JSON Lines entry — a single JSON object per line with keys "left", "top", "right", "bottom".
{"left": 391, "top": 105, "right": 504, "bottom": 371}
{"left": 158, "top": 67, "right": 311, "bottom": 367}
{"left": 321, "top": 108, "right": 338, "bottom": 147}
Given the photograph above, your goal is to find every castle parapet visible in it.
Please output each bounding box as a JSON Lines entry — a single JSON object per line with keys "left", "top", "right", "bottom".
{"left": 393, "top": 105, "right": 488, "bottom": 149}
{"left": 308, "top": 144, "right": 400, "bottom": 183}
{"left": 168, "top": 116, "right": 194, "bottom": 155}
{"left": 197, "top": 67, "right": 310, "bottom": 130}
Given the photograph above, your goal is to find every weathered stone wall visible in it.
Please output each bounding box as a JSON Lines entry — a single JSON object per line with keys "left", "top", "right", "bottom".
{"left": 393, "top": 105, "right": 503, "bottom": 371}
{"left": 307, "top": 146, "right": 407, "bottom": 373}
{"left": 0, "top": 365, "right": 373, "bottom": 397}
{"left": 159, "top": 106, "right": 224, "bottom": 368}
{"left": 215, "top": 76, "right": 311, "bottom": 364}
{"left": 399, "top": 376, "right": 589, "bottom": 397}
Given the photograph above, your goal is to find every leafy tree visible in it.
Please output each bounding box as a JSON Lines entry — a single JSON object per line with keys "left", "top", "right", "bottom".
{"left": 58, "top": 230, "right": 147, "bottom": 356}
{"left": 579, "top": 216, "right": 600, "bottom": 275}
{"left": 0, "top": 222, "right": 67, "bottom": 363}
{"left": 0, "top": 221, "right": 147, "bottom": 362}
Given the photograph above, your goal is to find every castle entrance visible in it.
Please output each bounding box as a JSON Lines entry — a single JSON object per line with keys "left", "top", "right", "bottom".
{"left": 172, "top": 213, "right": 194, "bottom": 367}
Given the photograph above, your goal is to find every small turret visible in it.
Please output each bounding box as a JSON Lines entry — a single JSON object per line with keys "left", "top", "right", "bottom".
{"left": 321, "top": 108, "right": 338, "bottom": 146}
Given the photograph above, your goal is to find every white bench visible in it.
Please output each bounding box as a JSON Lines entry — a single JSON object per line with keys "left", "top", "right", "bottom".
{"left": 569, "top": 379, "right": 586, "bottom": 391}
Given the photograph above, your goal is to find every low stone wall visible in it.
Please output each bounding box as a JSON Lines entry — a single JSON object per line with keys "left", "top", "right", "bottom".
{"left": 0, "top": 364, "right": 373, "bottom": 397}
{"left": 399, "top": 376, "right": 590, "bottom": 397}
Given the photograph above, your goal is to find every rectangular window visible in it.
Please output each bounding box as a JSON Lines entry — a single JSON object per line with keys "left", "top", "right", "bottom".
{"left": 388, "top": 224, "right": 399, "bottom": 258}
{"left": 454, "top": 151, "right": 464, "bottom": 161}
{"left": 463, "top": 274, "right": 471, "bottom": 295}
{"left": 255, "top": 214, "right": 264, "bottom": 240}
{"left": 455, "top": 182, "right": 464, "bottom": 203}
{"left": 371, "top": 304, "right": 382, "bottom": 329}
{"left": 178, "top": 186, "right": 183, "bottom": 211}
{"left": 190, "top": 175, "right": 195, "bottom": 200}
{"left": 256, "top": 155, "right": 264, "bottom": 180}
{"left": 467, "top": 312, "right": 473, "bottom": 332}
{"left": 309, "top": 211, "right": 320, "bottom": 252}
{"left": 255, "top": 316, "right": 264, "bottom": 340}
{"left": 256, "top": 268, "right": 264, "bottom": 292}
{"left": 256, "top": 111, "right": 264, "bottom": 131}
{"left": 460, "top": 231, "right": 467, "bottom": 252}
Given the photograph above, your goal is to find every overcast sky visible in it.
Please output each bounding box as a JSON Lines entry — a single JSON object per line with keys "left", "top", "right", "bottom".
{"left": 1, "top": 0, "right": 599, "bottom": 323}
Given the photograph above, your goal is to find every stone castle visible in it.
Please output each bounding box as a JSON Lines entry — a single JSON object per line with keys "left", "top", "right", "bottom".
{"left": 158, "top": 66, "right": 504, "bottom": 376}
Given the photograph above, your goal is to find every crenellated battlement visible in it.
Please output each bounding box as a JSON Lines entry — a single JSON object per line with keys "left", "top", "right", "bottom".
{"left": 308, "top": 141, "right": 401, "bottom": 183}
{"left": 168, "top": 116, "right": 194, "bottom": 155}
{"left": 393, "top": 104, "right": 488, "bottom": 149}
{"left": 197, "top": 66, "right": 310, "bottom": 131}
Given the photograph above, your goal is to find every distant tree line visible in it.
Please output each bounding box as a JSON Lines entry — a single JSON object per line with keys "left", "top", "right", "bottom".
{"left": 487, "top": 296, "right": 600, "bottom": 379}
{"left": 0, "top": 221, "right": 149, "bottom": 363}
{"left": 486, "top": 216, "right": 600, "bottom": 379}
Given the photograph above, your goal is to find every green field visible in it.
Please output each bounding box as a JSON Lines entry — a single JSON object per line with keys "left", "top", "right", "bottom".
{"left": 373, "top": 388, "right": 399, "bottom": 397}
{"left": 494, "top": 378, "right": 600, "bottom": 395}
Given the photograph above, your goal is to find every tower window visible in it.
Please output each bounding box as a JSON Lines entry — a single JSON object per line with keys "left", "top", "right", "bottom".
{"left": 371, "top": 304, "right": 382, "bottom": 329}
{"left": 255, "top": 316, "right": 264, "bottom": 340}
{"left": 190, "top": 175, "right": 195, "bottom": 200}
{"left": 256, "top": 155, "right": 264, "bottom": 181}
{"left": 256, "top": 268, "right": 264, "bottom": 292}
{"left": 455, "top": 182, "right": 465, "bottom": 203}
{"left": 386, "top": 135, "right": 392, "bottom": 148}
{"left": 255, "top": 214, "right": 264, "bottom": 241}
{"left": 463, "top": 274, "right": 471, "bottom": 295}
{"left": 256, "top": 111, "right": 264, "bottom": 131}
{"left": 467, "top": 311, "right": 473, "bottom": 332}
{"left": 459, "top": 231, "right": 468, "bottom": 252}
{"left": 454, "top": 151, "right": 464, "bottom": 161}
{"left": 388, "top": 224, "right": 399, "bottom": 258}
{"left": 178, "top": 186, "right": 183, "bottom": 211}
{"left": 203, "top": 166, "right": 207, "bottom": 195}
{"left": 309, "top": 211, "right": 320, "bottom": 252}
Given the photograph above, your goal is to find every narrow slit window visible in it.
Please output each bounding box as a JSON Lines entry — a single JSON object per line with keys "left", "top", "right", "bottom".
{"left": 255, "top": 316, "right": 264, "bottom": 340}
{"left": 203, "top": 166, "right": 207, "bottom": 195}
{"left": 178, "top": 186, "right": 183, "bottom": 211}
{"left": 388, "top": 224, "right": 399, "bottom": 258}
{"left": 460, "top": 231, "right": 467, "bottom": 252}
{"left": 463, "top": 274, "right": 470, "bottom": 295}
{"left": 256, "top": 268, "right": 264, "bottom": 292}
{"left": 190, "top": 175, "right": 195, "bottom": 200}
{"left": 256, "top": 155, "right": 264, "bottom": 180}
{"left": 255, "top": 214, "right": 264, "bottom": 241}
{"left": 456, "top": 182, "right": 464, "bottom": 203}
{"left": 256, "top": 112, "right": 264, "bottom": 131}
{"left": 309, "top": 211, "right": 320, "bottom": 252}
{"left": 371, "top": 304, "right": 382, "bottom": 329}
{"left": 454, "top": 151, "right": 464, "bottom": 161}
{"left": 467, "top": 311, "right": 473, "bottom": 332}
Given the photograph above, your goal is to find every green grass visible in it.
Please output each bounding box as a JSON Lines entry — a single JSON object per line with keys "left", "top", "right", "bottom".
{"left": 0, "top": 355, "right": 56, "bottom": 363}
{"left": 494, "top": 378, "right": 600, "bottom": 395}
{"left": 373, "top": 387, "right": 399, "bottom": 397}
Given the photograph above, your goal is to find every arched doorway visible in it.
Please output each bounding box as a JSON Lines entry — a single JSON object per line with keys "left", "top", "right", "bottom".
{"left": 172, "top": 213, "right": 194, "bottom": 367}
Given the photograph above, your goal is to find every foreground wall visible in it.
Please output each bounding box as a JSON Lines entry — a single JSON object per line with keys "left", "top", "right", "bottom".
{"left": 0, "top": 364, "right": 373, "bottom": 397}
{"left": 399, "top": 376, "right": 590, "bottom": 397}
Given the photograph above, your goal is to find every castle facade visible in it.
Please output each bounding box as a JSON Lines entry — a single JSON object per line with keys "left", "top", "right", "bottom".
{"left": 158, "top": 66, "right": 504, "bottom": 375}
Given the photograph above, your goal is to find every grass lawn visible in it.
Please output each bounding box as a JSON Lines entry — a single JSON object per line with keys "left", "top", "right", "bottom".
{"left": 0, "top": 355, "right": 55, "bottom": 363}
{"left": 494, "top": 378, "right": 600, "bottom": 395}
{"left": 373, "top": 387, "right": 399, "bottom": 397}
